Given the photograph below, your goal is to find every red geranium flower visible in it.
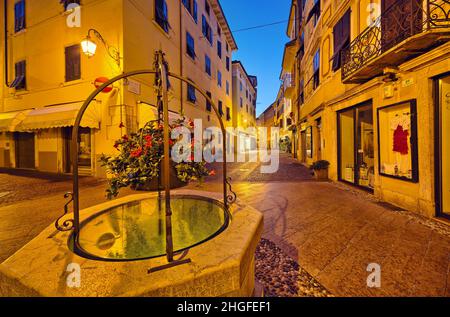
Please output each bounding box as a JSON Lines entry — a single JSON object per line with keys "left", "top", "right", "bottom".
{"left": 209, "top": 170, "right": 216, "bottom": 176}
{"left": 130, "top": 147, "right": 143, "bottom": 158}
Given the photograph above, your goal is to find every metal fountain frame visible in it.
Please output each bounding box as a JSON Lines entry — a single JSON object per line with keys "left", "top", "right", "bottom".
{"left": 55, "top": 50, "right": 236, "bottom": 270}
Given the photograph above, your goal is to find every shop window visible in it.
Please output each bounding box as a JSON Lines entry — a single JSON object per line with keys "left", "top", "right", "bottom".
{"left": 15, "top": 0, "right": 26, "bottom": 33}
{"left": 155, "top": 0, "right": 170, "bottom": 33}
{"left": 306, "top": 126, "right": 313, "bottom": 158}
{"left": 377, "top": 100, "right": 418, "bottom": 182}
{"left": 186, "top": 32, "right": 196, "bottom": 59}
{"left": 65, "top": 44, "right": 81, "bottom": 82}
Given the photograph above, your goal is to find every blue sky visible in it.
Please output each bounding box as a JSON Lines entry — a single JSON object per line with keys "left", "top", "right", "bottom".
{"left": 220, "top": 0, "right": 292, "bottom": 117}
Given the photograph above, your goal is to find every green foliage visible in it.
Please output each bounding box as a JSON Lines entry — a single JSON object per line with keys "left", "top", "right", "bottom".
{"left": 100, "top": 118, "right": 213, "bottom": 199}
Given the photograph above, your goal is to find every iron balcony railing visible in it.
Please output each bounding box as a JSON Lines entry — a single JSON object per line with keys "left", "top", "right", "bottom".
{"left": 342, "top": 0, "right": 450, "bottom": 81}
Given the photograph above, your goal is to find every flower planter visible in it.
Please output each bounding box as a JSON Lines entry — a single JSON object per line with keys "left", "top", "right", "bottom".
{"left": 133, "top": 165, "right": 187, "bottom": 192}
{"left": 313, "top": 168, "right": 329, "bottom": 181}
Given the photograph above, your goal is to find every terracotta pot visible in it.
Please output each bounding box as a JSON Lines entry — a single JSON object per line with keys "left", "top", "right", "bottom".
{"left": 314, "top": 168, "right": 328, "bottom": 181}
{"left": 133, "top": 165, "right": 187, "bottom": 192}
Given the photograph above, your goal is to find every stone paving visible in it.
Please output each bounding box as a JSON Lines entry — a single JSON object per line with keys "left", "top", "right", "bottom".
{"left": 0, "top": 153, "right": 449, "bottom": 297}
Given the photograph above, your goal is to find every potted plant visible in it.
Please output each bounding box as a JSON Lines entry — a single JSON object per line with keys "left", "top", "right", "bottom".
{"left": 100, "top": 118, "right": 214, "bottom": 199}
{"left": 311, "top": 160, "right": 330, "bottom": 181}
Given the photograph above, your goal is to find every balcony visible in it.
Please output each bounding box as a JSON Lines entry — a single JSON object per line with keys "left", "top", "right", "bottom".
{"left": 342, "top": 0, "right": 450, "bottom": 83}
{"left": 283, "top": 73, "right": 296, "bottom": 99}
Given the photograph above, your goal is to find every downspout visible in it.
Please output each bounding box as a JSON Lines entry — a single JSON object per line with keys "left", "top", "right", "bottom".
{"left": 179, "top": 0, "right": 183, "bottom": 113}
{"left": 4, "top": 0, "right": 9, "bottom": 87}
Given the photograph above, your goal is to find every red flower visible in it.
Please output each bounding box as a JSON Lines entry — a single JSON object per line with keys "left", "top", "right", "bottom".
{"left": 188, "top": 119, "right": 194, "bottom": 128}
{"left": 169, "top": 139, "right": 174, "bottom": 146}
{"left": 130, "top": 147, "right": 143, "bottom": 158}
{"left": 209, "top": 170, "right": 216, "bottom": 176}
{"left": 119, "top": 122, "right": 125, "bottom": 128}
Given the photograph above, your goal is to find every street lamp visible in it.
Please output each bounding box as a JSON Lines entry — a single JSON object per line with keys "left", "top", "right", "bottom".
{"left": 81, "top": 29, "right": 120, "bottom": 66}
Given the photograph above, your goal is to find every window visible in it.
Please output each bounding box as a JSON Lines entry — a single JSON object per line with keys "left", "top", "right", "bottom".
{"left": 61, "top": 0, "right": 80, "bottom": 10}
{"left": 10, "top": 60, "right": 26, "bottom": 90}
{"left": 182, "top": 0, "right": 198, "bottom": 23}
{"left": 187, "top": 82, "right": 196, "bottom": 103}
{"left": 377, "top": 100, "right": 418, "bottom": 182}
{"left": 332, "top": 10, "right": 351, "bottom": 71}
{"left": 226, "top": 56, "right": 230, "bottom": 71}
{"left": 313, "top": 49, "right": 320, "bottom": 90}
{"left": 14, "top": 0, "right": 26, "bottom": 33}
{"left": 217, "top": 41, "right": 222, "bottom": 59}
{"left": 240, "top": 81, "right": 243, "bottom": 92}
{"left": 217, "top": 71, "right": 222, "bottom": 87}
{"left": 226, "top": 107, "right": 231, "bottom": 121}
{"left": 155, "top": 0, "right": 170, "bottom": 33}
{"left": 186, "top": 32, "right": 196, "bottom": 59}
{"left": 240, "top": 97, "right": 243, "bottom": 108}
{"left": 202, "top": 15, "right": 213, "bottom": 44}
{"left": 226, "top": 81, "right": 230, "bottom": 95}
{"left": 205, "top": 0, "right": 210, "bottom": 15}
{"left": 217, "top": 24, "right": 222, "bottom": 37}
{"left": 65, "top": 44, "right": 81, "bottom": 82}
{"left": 226, "top": 43, "right": 229, "bottom": 52}
{"left": 218, "top": 100, "right": 223, "bottom": 116}
{"left": 206, "top": 91, "right": 212, "bottom": 111}
{"left": 205, "top": 55, "right": 211, "bottom": 76}
{"left": 306, "top": 126, "right": 313, "bottom": 158}
{"left": 246, "top": 90, "right": 249, "bottom": 99}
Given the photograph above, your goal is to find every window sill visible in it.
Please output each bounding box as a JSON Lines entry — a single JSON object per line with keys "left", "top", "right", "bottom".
{"left": 152, "top": 20, "right": 171, "bottom": 39}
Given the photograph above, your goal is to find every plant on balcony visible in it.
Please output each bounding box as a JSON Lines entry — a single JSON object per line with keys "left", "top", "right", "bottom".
{"left": 100, "top": 118, "right": 213, "bottom": 199}
{"left": 311, "top": 160, "right": 330, "bottom": 181}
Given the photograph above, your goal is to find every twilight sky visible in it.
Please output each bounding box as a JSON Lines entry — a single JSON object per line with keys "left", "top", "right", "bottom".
{"left": 220, "top": 0, "right": 292, "bottom": 117}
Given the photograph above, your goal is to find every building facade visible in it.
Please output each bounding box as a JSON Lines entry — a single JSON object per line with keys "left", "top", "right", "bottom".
{"left": 288, "top": 0, "right": 450, "bottom": 219}
{"left": 0, "top": 0, "right": 237, "bottom": 177}
{"left": 231, "top": 60, "right": 257, "bottom": 151}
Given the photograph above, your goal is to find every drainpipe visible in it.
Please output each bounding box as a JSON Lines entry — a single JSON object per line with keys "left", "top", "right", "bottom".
{"left": 179, "top": 0, "right": 183, "bottom": 113}
{"left": 4, "top": 0, "right": 9, "bottom": 87}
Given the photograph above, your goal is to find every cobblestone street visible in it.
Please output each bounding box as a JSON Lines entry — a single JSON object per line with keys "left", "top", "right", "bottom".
{"left": 0, "top": 153, "right": 449, "bottom": 297}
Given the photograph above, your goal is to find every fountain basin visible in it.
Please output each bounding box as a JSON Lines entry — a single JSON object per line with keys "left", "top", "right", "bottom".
{"left": 0, "top": 190, "right": 263, "bottom": 297}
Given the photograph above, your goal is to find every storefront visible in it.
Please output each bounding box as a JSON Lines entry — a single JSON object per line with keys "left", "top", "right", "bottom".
{"left": 435, "top": 73, "right": 450, "bottom": 219}
{"left": 337, "top": 100, "right": 375, "bottom": 191}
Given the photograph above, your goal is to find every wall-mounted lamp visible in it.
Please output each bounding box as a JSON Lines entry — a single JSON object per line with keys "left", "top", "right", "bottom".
{"left": 81, "top": 29, "right": 121, "bottom": 67}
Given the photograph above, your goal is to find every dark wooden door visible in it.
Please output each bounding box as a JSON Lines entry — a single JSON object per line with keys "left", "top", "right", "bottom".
{"left": 15, "top": 132, "right": 35, "bottom": 169}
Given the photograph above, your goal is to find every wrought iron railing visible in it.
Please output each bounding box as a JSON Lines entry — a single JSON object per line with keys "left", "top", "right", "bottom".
{"left": 342, "top": 0, "right": 450, "bottom": 80}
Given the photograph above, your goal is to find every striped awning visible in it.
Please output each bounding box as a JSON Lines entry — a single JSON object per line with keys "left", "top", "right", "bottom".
{"left": 16, "top": 102, "right": 100, "bottom": 131}
{"left": 0, "top": 110, "right": 29, "bottom": 132}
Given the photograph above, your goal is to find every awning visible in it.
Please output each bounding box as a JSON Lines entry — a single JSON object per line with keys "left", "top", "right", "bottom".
{"left": 16, "top": 102, "right": 100, "bottom": 131}
{"left": 0, "top": 110, "right": 29, "bottom": 132}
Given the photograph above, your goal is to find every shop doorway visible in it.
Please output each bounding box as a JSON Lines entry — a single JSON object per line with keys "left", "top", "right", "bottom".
{"left": 78, "top": 128, "right": 92, "bottom": 171}
{"left": 300, "top": 130, "right": 307, "bottom": 163}
{"left": 14, "top": 132, "right": 35, "bottom": 169}
{"left": 338, "top": 101, "right": 375, "bottom": 191}
{"left": 436, "top": 74, "right": 450, "bottom": 219}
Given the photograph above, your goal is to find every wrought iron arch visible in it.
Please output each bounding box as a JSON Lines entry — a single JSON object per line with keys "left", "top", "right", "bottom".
{"left": 60, "top": 51, "right": 236, "bottom": 267}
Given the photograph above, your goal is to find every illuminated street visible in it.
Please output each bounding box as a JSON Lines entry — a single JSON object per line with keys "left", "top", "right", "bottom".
{"left": 1, "top": 153, "right": 449, "bottom": 297}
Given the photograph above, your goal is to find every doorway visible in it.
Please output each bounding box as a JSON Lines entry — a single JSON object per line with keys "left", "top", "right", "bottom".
{"left": 14, "top": 132, "right": 35, "bottom": 169}
{"left": 338, "top": 101, "right": 375, "bottom": 190}
{"left": 62, "top": 127, "right": 72, "bottom": 173}
{"left": 436, "top": 74, "right": 450, "bottom": 219}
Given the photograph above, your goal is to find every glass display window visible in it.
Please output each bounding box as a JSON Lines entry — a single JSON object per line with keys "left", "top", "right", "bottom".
{"left": 377, "top": 100, "right": 418, "bottom": 182}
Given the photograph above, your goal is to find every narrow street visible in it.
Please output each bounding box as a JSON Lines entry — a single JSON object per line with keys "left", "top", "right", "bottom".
{"left": 1, "top": 153, "right": 449, "bottom": 297}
